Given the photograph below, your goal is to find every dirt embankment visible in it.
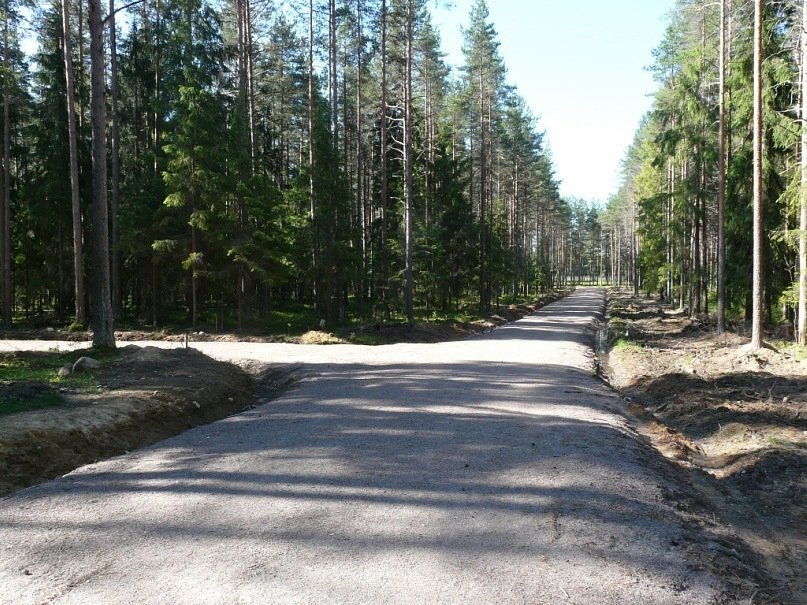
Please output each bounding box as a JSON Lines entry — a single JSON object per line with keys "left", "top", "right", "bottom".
{"left": 603, "top": 290, "right": 806, "bottom": 605}
{"left": 0, "top": 346, "right": 297, "bottom": 497}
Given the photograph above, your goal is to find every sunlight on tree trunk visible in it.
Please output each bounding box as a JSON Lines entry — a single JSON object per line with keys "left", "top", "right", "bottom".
{"left": 750, "top": 0, "right": 764, "bottom": 350}
{"left": 89, "top": 0, "right": 115, "bottom": 348}
{"left": 799, "top": 1, "right": 807, "bottom": 346}
{"left": 717, "top": 0, "right": 727, "bottom": 336}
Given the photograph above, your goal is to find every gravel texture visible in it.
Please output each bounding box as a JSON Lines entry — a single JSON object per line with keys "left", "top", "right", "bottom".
{"left": 0, "top": 289, "right": 728, "bottom": 604}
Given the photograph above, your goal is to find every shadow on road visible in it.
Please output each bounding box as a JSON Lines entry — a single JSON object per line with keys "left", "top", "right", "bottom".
{"left": 4, "top": 359, "right": 715, "bottom": 592}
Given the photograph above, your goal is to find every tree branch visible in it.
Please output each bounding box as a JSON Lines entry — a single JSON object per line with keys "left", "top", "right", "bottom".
{"left": 103, "top": 0, "right": 145, "bottom": 25}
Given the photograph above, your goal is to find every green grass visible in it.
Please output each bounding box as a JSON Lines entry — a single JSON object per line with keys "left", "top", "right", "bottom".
{"left": 767, "top": 436, "right": 807, "bottom": 450}
{"left": 0, "top": 390, "right": 64, "bottom": 416}
{"left": 778, "top": 342, "right": 807, "bottom": 362}
{"left": 0, "top": 349, "right": 119, "bottom": 417}
{"left": 612, "top": 337, "right": 641, "bottom": 353}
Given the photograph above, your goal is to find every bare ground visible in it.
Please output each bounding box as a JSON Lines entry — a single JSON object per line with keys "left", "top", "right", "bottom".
{"left": 0, "top": 289, "right": 733, "bottom": 605}
{"left": 0, "top": 295, "right": 565, "bottom": 498}
{"left": 603, "top": 289, "right": 807, "bottom": 605}
{"left": 0, "top": 346, "right": 297, "bottom": 497}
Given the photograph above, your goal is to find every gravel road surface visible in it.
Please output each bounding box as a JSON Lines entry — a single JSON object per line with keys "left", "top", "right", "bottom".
{"left": 0, "top": 289, "right": 728, "bottom": 604}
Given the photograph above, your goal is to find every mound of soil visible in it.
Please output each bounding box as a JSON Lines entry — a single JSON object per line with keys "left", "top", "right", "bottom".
{"left": 604, "top": 290, "right": 806, "bottom": 605}
{"left": 0, "top": 346, "right": 294, "bottom": 498}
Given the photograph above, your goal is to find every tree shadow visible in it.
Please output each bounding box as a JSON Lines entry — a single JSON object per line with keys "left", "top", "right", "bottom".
{"left": 1, "top": 358, "right": 725, "bottom": 602}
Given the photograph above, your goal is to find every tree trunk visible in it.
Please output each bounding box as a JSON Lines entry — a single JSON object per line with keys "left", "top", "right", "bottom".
{"left": 328, "top": 0, "right": 338, "bottom": 151}
{"left": 799, "top": 0, "right": 807, "bottom": 345}
{"left": 750, "top": 0, "right": 764, "bottom": 349}
{"left": 355, "top": 0, "right": 366, "bottom": 309}
{"left": 403, "top": 0, "right": 414, "bottom": 325}
{"left": 478, "top": 67, "right": 487, "bottom": 310}
{"left": 89, "top": 0, "right": 115, "bottom": 348}
{"left": 108, "top": 0, "right": 121, "bottom": 317}
{"left": 308, "top": 0, "right": 318, "bottom": 309}
{"left": 380, "top": 0, "right": 389, "bottom": 318}
{"left": 717, "top": 0, "right": 727, "bottom": 335}
{"left": 1, "top": 0, "right": 12, "bottom": 328}
{"left": 62, "top": 0, "right": 87, "bottom": 327}
{"left": 244, "top": 0, "right": 256, "bottom": 169}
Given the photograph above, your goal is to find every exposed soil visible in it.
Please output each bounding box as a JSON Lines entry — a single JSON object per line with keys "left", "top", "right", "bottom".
{"left": 0, "top": 346, "right": 297, "bottom": 497}
{"left": 603, "top": 289, "right": 807, "bottom": 605}
{"left": 0, "top": 294, "right": 566, "bottom": 500}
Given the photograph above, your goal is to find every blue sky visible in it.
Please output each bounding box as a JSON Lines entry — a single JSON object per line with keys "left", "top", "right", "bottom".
{"left": 431, "top": 0, "right": 674, "bottom": 203}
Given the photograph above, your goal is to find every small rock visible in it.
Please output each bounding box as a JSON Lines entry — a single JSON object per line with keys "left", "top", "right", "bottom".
{"left": 72, "top": 356, "right": 101, "bottom": 373}
{"left": 57, "top": 364, "right": 72, "bottom": 377}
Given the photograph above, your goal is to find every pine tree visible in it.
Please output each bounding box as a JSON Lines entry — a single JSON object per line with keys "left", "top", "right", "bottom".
{"left": 89, "top": 0, "right": 115, "bottom": 347}
{"left": 460, "top": 0, "right": 506, "bottom": 311}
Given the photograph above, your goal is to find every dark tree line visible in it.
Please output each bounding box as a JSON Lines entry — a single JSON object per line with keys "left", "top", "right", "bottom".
{"left": 0, "top": 0, "right": 600, "bottom": 339}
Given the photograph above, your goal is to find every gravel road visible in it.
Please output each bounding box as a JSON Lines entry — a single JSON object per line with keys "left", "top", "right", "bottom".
{"left": 0, "top": 289, "right": 728, "bottom": 604}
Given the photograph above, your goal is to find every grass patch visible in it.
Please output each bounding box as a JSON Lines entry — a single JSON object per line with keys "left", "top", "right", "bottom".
{"left": 0, "top": 386, "right": 63, "bottom": 416}
{"left": 767, "top": 436, "right": 807, "bottom": 450}
{"left": 779, "top": 342, "right": 807, "bottom": 362}
{"left": 0, "top": 349, "right": 119, "bottom": 417}
{"left": 612, "top": 337, "right": 641, "bottom": 353}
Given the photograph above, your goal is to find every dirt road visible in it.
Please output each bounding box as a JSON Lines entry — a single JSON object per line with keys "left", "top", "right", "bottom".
{"left": 0, "top": 289, "right": 729, "bottom": 604}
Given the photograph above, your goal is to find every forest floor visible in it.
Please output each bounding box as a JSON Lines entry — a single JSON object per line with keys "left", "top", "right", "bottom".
{"left": 603, "top": 289, "right": 807, "bottom": 604}
{"left": 6, "top": 291, "right": 568, "bottom": 347}
{"left": 0, "top": 295, "right": 564, "bottom": 498}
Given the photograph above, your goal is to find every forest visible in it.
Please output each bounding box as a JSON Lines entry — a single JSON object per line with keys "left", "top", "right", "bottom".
{"left": 606, "top": 0, "right": 807, "bottom": 348}
{"left": 3, "top": 0, "right": 805, "bottom": 348}
{"left": 0, "top": 0, "right": 615, "bottom": 347}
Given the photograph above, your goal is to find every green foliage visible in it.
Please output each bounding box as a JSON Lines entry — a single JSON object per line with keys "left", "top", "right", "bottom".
{"left": 5, "top": 0, "right": 579, "bottom": 332}
{"left": 0, "top": 349, "right": 119, "bottom": 416}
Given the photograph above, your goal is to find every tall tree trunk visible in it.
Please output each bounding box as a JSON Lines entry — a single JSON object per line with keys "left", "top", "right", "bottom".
{"left": 478, "top": 68, "right": 487, "bottom": 310}
{"left": 799, "top": 0, "right": 807, "bottom": 345}
{"left": 108, "top": 0, "right": 121, "bottom": 317}
{"left": 308, "top": 0, "right": 318, "bottom": 309}
{"left": 1, "top": 0, "right": 12, "bottom": 328}
{"left": 153, "top": 0, "right": 161, "bottom": 182}
{"left": 380, "top": 0, "right": 389, "bottom": 318}
{"left": 191, "top": 224, "right": 197, "bottom": 327}
{"left": 244, "top": 0, "right": 256, "bottom": 169}
{"left": 89, "top": 0, "right": 115, "bottom": 348}
{"left": 356, "top": 0, "right": 366, "bottom": 309}
{"left": 403, "top": 0, "right": 414, "bottom": 324}
{"left": 62, "top": 0, "right": 87, "bottom": 327}
{"left": 717, "top": 0, "right": 727, "bottom": 335}
{"left": 750, "top": 0, "right": 764, "bottom": 349}
{"left": 328, "top": 0, "right": 338, "bottom": 151}
{"left": 235, "top": 0, "right": 251, "bottom": 328}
